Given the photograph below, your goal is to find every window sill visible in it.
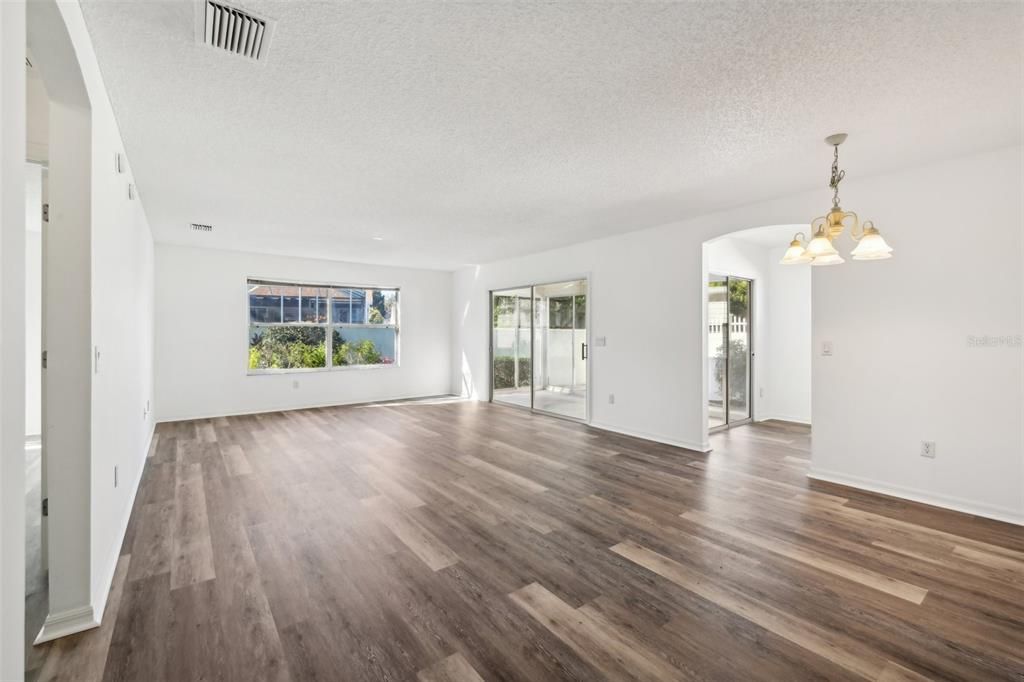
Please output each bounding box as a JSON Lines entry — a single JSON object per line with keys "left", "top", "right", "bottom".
{"left": 247, "top": 363, "right": 400, "bottom": 376}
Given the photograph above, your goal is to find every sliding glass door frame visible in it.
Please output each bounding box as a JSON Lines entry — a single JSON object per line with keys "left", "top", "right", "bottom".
{"left": 489, "top": 285, "right": 535, "bottom": 411}
{"left": 489, "top": 276, "right": 591, "bottom": 423}
{"left": 708, "top": 273, "right": 754, "bottom": 432}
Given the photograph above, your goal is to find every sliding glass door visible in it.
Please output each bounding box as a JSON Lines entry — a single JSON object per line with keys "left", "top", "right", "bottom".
{"left": 491, "top": 279, "right": 588, "bottom": 421}
{"left": 708, "top": 274, "right": 752, "bottom": 431}
{"left": 707, "top": 275, "right": 729, "bottom": 429}
{"left": 533, "top": 280, "right": 587, "bottom": 419}
{"left": 491, "top": 287, "right": 533, "bottom": 410}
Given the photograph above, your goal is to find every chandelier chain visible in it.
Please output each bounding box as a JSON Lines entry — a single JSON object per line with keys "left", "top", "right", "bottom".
{"left": 829, "top": 144, "right": 845, "bottom": 208}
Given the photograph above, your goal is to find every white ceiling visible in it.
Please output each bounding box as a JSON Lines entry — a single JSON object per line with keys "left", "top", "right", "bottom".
{"left": 79, "top": 1, "right": 1022, "bottom": 270}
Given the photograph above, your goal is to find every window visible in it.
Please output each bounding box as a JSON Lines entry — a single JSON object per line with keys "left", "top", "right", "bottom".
{"left": 247, "top": 279, "right": 398, "bottom": 372}
{"left": 574, "top": 294, "right": 586, "bottom": 330}
{"left": 548, "top": 296, "right": 574, "bottom": 330}
{"left": 330, "top": 287, "right": 397, "bottom": 367}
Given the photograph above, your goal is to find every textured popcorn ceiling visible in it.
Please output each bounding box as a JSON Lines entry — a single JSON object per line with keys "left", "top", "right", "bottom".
{"left": 79, "top": 1, "right": 1022, "bottom": 269}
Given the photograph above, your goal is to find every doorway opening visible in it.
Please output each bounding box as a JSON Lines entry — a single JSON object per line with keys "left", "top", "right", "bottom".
{"left": 490, "top": 278, "right": 589, "bottom": 421}
{"left": 703, "top": 226, "right": 812, "bottom": 439}
{"left": 25, "top": 49, "right": 50, "bottom": 673}
{"left": 25, "top": 0, "right": 99, "bottom": 653}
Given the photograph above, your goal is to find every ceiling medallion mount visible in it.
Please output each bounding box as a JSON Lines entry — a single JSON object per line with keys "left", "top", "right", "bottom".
{"left": 780, "top": 133, "right": 893, "bottom": 266}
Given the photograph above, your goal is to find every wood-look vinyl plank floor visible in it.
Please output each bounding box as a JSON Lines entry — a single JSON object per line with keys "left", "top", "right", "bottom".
{"left": 28, "top": 400, "right": 1024, "bottom": 681}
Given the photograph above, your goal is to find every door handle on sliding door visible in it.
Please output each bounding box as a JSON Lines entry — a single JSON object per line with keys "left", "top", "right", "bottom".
{"left": 581, "top": 343, "right": 588, "bottom": 360}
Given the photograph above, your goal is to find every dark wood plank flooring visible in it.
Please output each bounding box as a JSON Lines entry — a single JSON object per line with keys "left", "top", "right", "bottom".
{"left": 29, "top": 400, "right": 1024, "bottom": 681}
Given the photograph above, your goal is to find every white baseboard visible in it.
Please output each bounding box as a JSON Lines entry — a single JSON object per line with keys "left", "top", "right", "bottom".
{"left": 757, "top": 414, "right": 811, "bottom": 426}
{"left": 34, "top": 605, "right": 99, "bottom": 644}
{"left": 158, "top": 393, "right": 458, "bottom": 423}
{"left": 89, "top": 420, "right": 154, "bottom": 625}
{"left": 588, "top": 421, "right": 711, "bottom": 453}
{"left": 808, "top": 468, "right": 1023, "bottom": 527}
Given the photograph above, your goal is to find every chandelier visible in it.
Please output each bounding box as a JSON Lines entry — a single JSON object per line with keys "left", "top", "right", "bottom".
{"left": 781, "top": 133, "right": 893, "bottom": 265}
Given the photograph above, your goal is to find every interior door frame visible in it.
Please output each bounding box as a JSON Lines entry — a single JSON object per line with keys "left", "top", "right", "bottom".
{"left": 708, "top": 273, "right": 754, "bottom": 432}
{"left": 39, "top": 164, "right": 48, "bottom": 572}
{"left": 488, "top": 275, "right": 591, "bottom": 424}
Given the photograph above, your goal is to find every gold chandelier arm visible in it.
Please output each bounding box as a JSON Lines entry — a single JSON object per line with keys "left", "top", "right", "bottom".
{"left": 792, "top": 231, "right": 807, "bottom": 243}
{"left": 811, "top": 216, "right": 827, "bottom": 234}
{"left": 842, "top": 210, "right": 860, "bottom": 232}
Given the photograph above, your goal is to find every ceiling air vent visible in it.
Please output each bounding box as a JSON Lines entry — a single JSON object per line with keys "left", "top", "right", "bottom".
{"left": 190, "top": 223, "right": 213, "bottom": 233}
{"left": 196, "top": 1, "right": 275, "bottom": 61}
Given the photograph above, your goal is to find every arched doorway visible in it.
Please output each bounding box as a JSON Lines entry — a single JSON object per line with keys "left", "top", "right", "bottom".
{"left": 703, "top": 225, "right": 812, "bottom": 435}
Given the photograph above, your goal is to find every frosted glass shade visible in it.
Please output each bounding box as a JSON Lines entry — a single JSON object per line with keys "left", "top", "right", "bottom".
{"left": 780, "top": 242, "right": 813, "bottom": 265}
{"left": 810, "top": 252, "right": 845, "bottom": 266}
{"left": 851, "top": 231, "right": 893, "bottom": 260}
{"left": 805, "top": 233, "right": 838, "bottom": 258}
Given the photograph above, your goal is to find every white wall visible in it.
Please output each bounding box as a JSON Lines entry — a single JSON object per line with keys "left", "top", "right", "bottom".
{"left": 765, "top": 245, "right": 811, "bottom": 424}
{"left": 155, "top": 244, "right": 453, "bottom": 421}
{"left": 453, "top": 232, "right": 713, "bottom": 450}
{"left": 86, "top": 22, "right": 155, "bottom": 623}
{"left": 26, "top": 59, "right": 48, "bottom": 163}
{"left": 26, "top": 164, "right": 42, "bottom": 437}
{"left": 810, "top": 148, "right": 1022, "bottom": 523}
{"left": 452, "top": 146, "right": 1023, "bottom": 523}
{"left": 0, "top": 1, "right": 27, "bottom": 677}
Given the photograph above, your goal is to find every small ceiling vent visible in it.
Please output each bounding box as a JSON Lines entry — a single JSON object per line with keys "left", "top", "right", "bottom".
{"left": 196, "top": 1, "right": 275, "bottom": 61}
{"left": 190, "top": 223, "right": 213, "bottom": 233}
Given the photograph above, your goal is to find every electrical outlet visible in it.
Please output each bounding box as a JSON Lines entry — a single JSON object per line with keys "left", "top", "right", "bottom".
{"left": 920, "top": 441, "right": 936, "bottom": 458}
{"left": 292, "top": 379, "right": 300, "bottom": 389}
{"left": 759, "top": 387, "right": 764, "bottom": 398}
{"left": 114, "top": 465, "right": 119, "bottom": 488}
{"left": 821, "top": 341, "right": 834, "bottom": 356}
{"left": 608, "top": 393, "right": 615, "bottom": 405}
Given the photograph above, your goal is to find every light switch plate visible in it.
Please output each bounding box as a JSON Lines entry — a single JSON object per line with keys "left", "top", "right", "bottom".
{"left": 821, "top": 341, "right": 834, "bottom": 356}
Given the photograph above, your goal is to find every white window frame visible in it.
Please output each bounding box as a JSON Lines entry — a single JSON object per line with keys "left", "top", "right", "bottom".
{"left": 246, "top": 278, "right": 400, "bottom": 375}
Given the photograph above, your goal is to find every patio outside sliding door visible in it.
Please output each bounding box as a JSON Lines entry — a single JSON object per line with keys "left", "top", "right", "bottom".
{"left": 490, "top": 279, "right": 588, "bottom": 421}
{"left": 708, "top": 274, "right": 752, "bottom": 431}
